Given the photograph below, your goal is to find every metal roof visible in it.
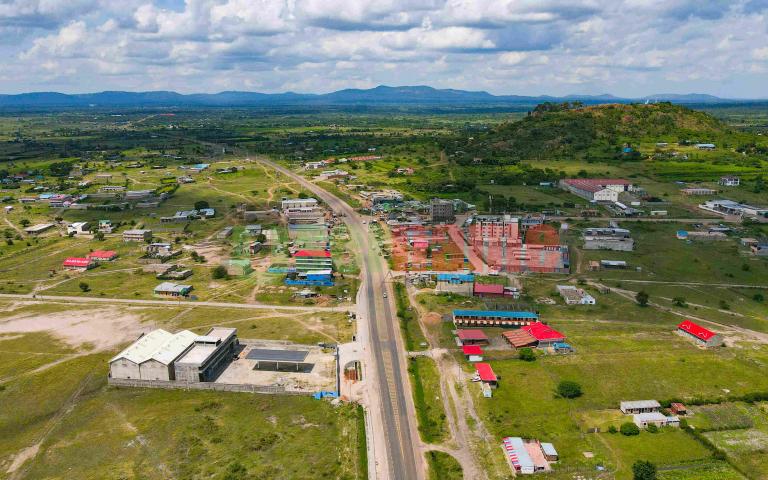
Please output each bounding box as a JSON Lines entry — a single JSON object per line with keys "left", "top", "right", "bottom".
{"left": 633, "top": 412, "right": 668, "bottom": 422}
{"left": 541, "top": 442, "right": 557, "bottom": 457}
{"left": 621, "top": 400, "right": 660, "bottom": 410}
{"left": 475, "top": 363, "right": 497, "bottom": 382}
{"left": 677, "top": 320, "right": 717, "bottom": 341}
{"left": 154, "top": 282, "right": 192, "bottom": 293}
{"left": 502, "top": 437, "right": 534, "bottom": 470}
{"left": 110, "top": 329, "right": 197, "bottom": 365}
{"left": 437, "top": 273, "right": 474, "bottom": 282}
{"left": 246, "top": 349, "right": 309, "bottom": 362}
{"left": 454, "top": 309, "right": 538, "bottom": 319}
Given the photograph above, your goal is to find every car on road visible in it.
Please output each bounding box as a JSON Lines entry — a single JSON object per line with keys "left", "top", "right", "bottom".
{"left": 383, "top": 293, "right": 388, "bottom": 298}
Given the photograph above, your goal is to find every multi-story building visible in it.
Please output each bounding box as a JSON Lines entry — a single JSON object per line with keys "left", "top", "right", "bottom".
{"left": 430, "top": 199, "right": 455, "bottom": 223}
{"left": 294, "top": 249, "right": 333, "bottom": 272}
{"left": 560, "top": 179, "right": 633, "bottom": 202}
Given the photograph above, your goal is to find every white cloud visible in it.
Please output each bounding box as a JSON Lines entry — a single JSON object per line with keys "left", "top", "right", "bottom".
{"left": 2, "top": 0, "right": 768, "bottom": 97}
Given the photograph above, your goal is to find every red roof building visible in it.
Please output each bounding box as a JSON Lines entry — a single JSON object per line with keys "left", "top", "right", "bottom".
{"left": 294, "top": 250, "right": 331, "bottom": 258}
{"left": 475, "top": 363, "right": 498, "bottom": 385}
{"left": 62, "top": 257, "right": 96, "bottom": 270}
{"left": 87, "top": 250, "right": 117, "bottom": 261}
{"left": 677, "top": 320, "right": 723, "bottom": 347}
{"left": 473, "top": 283, "right": 505, "bottom": 297}
{"left": 522, "top": 322, "right": 566, "bottom": 346}
{"left": 462, "top": 345, "right": 483, "bottom": 356}
{"left": 456, "top": 329, "right": 489, "bottom": 345}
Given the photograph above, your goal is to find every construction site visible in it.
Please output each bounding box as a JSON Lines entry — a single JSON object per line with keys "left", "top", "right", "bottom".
{"left": 463, "top": 215, "right": 570, "bottom": 274}
{"left": 390, "top": 224, "right": 471, "bottom": 271}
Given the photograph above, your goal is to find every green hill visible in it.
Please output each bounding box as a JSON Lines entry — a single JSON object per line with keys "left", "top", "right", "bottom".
{"left": 454, "top": 102, "right": 741, "bottom": 164}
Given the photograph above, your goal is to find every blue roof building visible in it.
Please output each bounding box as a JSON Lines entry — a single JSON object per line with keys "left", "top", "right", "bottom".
{"left": 453, "top": 309, "right": 538, "bottom": 327}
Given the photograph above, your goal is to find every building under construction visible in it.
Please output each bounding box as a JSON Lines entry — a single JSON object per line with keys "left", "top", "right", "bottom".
{"left": 464, "top": 215, "right": 569, "bottom": 274}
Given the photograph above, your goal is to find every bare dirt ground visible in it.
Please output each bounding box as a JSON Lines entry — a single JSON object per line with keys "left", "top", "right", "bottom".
{"left": 0, "top": 303, "right": 147, "bottom": 351}
{"left": 407, "top": 284, "right": 490, "bottom": 480}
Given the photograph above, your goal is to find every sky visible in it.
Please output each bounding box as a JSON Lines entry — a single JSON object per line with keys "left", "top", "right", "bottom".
{"left": 1, "top": 0, "right": 768, "bottom": 97}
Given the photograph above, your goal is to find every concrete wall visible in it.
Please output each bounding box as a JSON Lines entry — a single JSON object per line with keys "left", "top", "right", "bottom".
{"left": 140, "top": 359, "right": 174, "bottom": 381}
{"left": 107, "top": 377, "right": 307, "bottom": 395}
{"left": 110, "top": 359, "right": 141, "bottom": 380}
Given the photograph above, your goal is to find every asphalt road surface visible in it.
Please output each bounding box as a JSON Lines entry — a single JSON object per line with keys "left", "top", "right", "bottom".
{"left": 257, "top": 157, "right": 421, "bottom": 480}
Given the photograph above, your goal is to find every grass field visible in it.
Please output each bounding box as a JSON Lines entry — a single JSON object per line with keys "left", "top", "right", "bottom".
{"left": 409, "top": 356, "right": 449, "bottom": 444}
{"left": 0, "top": 301, "right": 364, "bottom": 479}
{"left": 425, "top": 450, "right": 463, "bottom": 480}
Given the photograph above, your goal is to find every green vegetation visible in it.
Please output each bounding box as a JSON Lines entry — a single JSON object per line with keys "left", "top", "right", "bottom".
{"left": 408, "top": 356, "right": 448, "bottom": 443}
{"left": 394, "top": 282, "right": 427, "bottom": 351}
{"left": 633, "top": 460, "right": 657, "bottom": 480}
{"left": 425, "top": 450, "right": 463, "bottom": 480}
{"left": 556, "top": 380, "right": 583, "bottom": 399}
{"left": 621, "top": 422, "right": 641, "bottom": 436}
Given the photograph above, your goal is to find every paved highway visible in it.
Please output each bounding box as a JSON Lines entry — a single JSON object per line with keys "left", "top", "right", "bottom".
{"left": 257, "top": 157, "right": 422, "bottom": 480}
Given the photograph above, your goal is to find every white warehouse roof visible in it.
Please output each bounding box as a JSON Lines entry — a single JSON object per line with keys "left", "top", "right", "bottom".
{"left": 110, "top": 329, "right": 197, "bottom": 365}
{"left": 621, "top": 400, "right": 660, "bottom": 410}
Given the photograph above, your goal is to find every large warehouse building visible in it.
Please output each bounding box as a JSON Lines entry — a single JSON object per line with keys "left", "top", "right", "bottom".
{"left": 174, "top": 327, "right": 239, "bottom": 383}
{"left": 109, "top": 329, "right": 198, "bottom": 381}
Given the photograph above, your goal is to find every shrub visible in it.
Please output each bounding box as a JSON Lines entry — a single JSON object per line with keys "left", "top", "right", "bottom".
{"left": 620, "top": 422, "right": 640, "bottom": 436}
{"left": 632, "top": 460, "right": 657, "bottom": 480}
{"left": 556, "top": 380, "right": 582, "bottom": 399}
{"left": 518, "top": 348, "right": 536, "bottom": 362}
{"left": 636, "top": 290, "right": 649, "bottom": 306}
{"left": 212, "top": 265, "right": 228, "bottom": 280}
{"left": 194, "top": 200, "right": 210, "bottom": 210}
{"left": 78, "top": 282, "right": 90, "bottom": 292}
{"left": 608, "top": 425, "right": 617, "bottom": 434}
{"left": 646, "top": 423, "right": 659, "bottom": 433}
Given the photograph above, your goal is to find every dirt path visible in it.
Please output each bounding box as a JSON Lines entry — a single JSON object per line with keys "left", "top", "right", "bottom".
{"left": 4, "top": 218, "right": 24, "bottom": 238}
{"left": 407, "top": 284, "right": 488, "bottom": 480}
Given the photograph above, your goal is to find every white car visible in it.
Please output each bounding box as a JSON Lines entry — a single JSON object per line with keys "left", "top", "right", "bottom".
{"left": 383, "top": 293, "right": 388, "bottom": 298}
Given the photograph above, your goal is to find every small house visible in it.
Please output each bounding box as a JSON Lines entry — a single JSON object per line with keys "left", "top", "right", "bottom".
{"left": 677, "top": 320, "right": 723, "bottom": 347}
{"left": 123, "top": 229, "right": 152, "bottom": 242}
{"left": 670, "top": 403, "right": 687, "bottom": 415}
{"left": 475, "top": 363, "right": 498, "bottom": 388}
{"left": 541, "top": 443, "right": 558, "bottom": 462}
{"left": 462, "top": 345, "right": 483, "bottom": 362}
{"left": 456, "top": 329, "right": 489, "bottom": 346}
{"left": 62, "top": 257, "right": 96, "bottom": 271}
{"left": 87, "top": 250, "right": 118, "bottom": 262}
{"left": 67, "top": 222, "right": 91, "bottom": 235}
{"left": 154, "top": 282, "right": 193, "bottom": 297}
{"left": 620, "top": 400, "right": 661, "bottom": 414}
{"left": 98, "top": 220, "right": 113, "bottom": 233}
{"left": 633, "top": 412, "right": 679, "bottom": 429}
{"left": 719, "top": 176, "right": 740, "bottom": 187}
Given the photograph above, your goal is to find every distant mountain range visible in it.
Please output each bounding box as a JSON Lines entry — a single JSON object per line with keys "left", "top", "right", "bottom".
{"left": 0, "top": 85, "right": 759, "bottom": 108}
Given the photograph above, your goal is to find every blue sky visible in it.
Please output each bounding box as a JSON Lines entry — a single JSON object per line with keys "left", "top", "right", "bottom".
{"left": 1, "top": 0, "right": 768, "bottom": 97}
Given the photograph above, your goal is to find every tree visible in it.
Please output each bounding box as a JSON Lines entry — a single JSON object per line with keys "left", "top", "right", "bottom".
{"left": 672, "top": 296, "right": 687, "bottom": 307}
{"left": 753, "top": 293, "right": 764, "bottom": 303}
{"left": 194, "top": 200, "right": 210, "bottom": 210}
{"left": 620, "top": 422, "right": 640, "bottom": 436}
{"left": 19, "top": 218, "right": 30, "bottom": 228}
{"left": 94, "top": 231, "right": 105, "bottom": 241}
{"left": 79, "top": 282, "right": 90, "bottom": 292}
{"left": 556, "top": 380, "right": 582, "bottom": 399}
{"left": 212, "top": 265, "right": 228, "bottom": 279}
{"left": 518, "top": 347, "right": 536, "bottom": 362}
{"left": 636, "top": 290, "right": 649, "bottom": 306}
{"left": 632, "top": 460, "right": 657, "bottom": 480}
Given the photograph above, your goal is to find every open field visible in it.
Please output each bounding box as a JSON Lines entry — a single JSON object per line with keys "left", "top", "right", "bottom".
{"left": 0, "top": 299, "right": 363, "bottom": 479}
